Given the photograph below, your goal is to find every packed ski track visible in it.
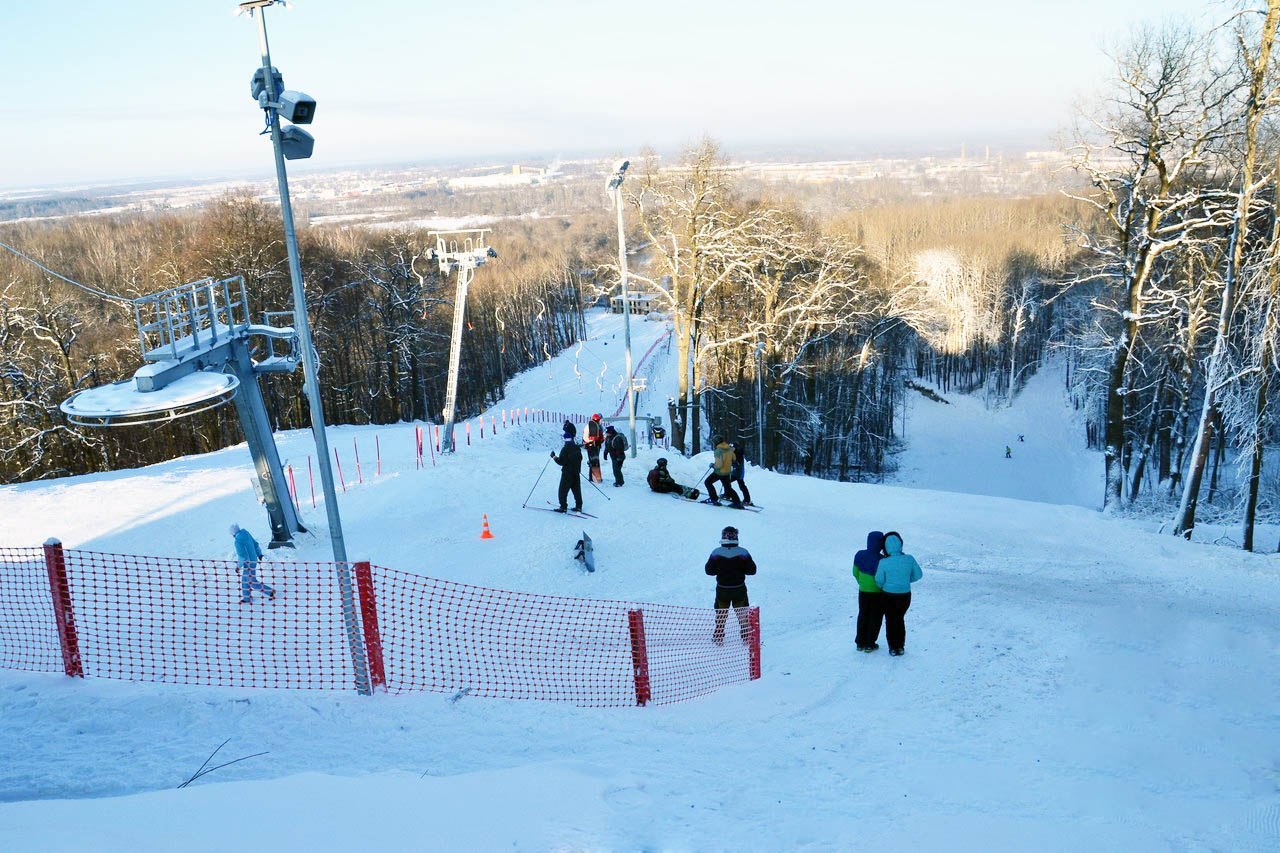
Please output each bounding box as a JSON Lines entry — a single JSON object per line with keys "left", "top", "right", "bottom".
{"left": 1, "top": 309, "right": 1278, "bottom": 851}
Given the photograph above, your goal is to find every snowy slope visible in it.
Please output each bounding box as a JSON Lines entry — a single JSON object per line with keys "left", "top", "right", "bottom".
{"left": 893, "top": 363, "right": 1103, "bottom": 509}
{"left": 2, "top": 311, "right": 1279, "bottom": 851}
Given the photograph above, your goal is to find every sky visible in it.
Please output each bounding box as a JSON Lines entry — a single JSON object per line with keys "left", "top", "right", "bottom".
{"left": 0, "top": 0, "right": 1220, "bottom": 189}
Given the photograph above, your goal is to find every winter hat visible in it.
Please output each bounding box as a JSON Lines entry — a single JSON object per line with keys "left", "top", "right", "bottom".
{"left": 656, "top": 457, "right": 668, "bottom": 468}
{"left": 563, "top": 420, "right": 576, "bottom": 437}
{"left": 606, "top": 425, "right": 616, "bottom": 434}
{"left": 229, "top": 523, "right": 241, "bottom": 536}
{"left": 592, "top": 413, "right": 602, "bottom": 421}
{"left": 713, "top": 434, "right": 726, "bottom": 445}
{"left": 720, "top": 525, "right": 739, "bottom": 546}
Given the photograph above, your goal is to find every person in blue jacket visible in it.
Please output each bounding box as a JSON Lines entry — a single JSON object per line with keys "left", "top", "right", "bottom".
{"left": 853, "top": 530, "right": 886, "bottom": 652}
{"left": 873, "top": 530, "right": 921, "bottom": 656}
{"left": 231, "top": 523, "right": 274, "bottom": 604}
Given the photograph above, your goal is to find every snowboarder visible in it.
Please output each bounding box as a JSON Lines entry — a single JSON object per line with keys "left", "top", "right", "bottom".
{"left": 704, "top": 436, "right": 743, "bottom": 508}
{"left": 873, "top": 531, "right": 922, "bottom": 656}
{"left": 585, "top": 413, "right": 605, "bottom": 483}
{"left": 550, "top": 429, "right": 584, "bottom": 513}
{"left": 604, "top": 424, "right": 627, "bottom": 486}
{"left": 705, "top": 525, "right": 757, "bottom": 644}
{"left": 730, "top": 440, "right": 754, "bottom": 506}
{"left": 1017, "top": 434, "right": 1025, "bottom": 443}
{"left": 1004, "top": 446, "right": 1012, "bottom": 459}
{"left": 231, "top": 523, "right": 274, "bottom": 604}
{"left": 853, "top": 530, "right": 886, "bottom": 652}
{"left": 647, "top": 457, "right": 699, "bottom": 500}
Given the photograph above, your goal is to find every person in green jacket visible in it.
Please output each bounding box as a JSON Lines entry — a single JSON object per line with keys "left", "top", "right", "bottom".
{"left": 852, "top": 530, "right": 886, "bottom": 652}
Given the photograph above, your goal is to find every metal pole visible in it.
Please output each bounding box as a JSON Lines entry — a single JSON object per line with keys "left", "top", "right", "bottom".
{"left": 615, "top": 185, "right": 638, "bottom": 458}
{"left": 250, "top": 5, "right": 370, "bottom": 695}
{"left": 755, "top": 341, "right": 765, "bottom": 469}
{"left": 440, "top": 264, "right": 472, "bottom": 453}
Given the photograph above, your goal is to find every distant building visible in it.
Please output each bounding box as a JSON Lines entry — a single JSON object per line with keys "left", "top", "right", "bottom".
{"left": 610, "top": 292, "right": 660, "bottom": 314}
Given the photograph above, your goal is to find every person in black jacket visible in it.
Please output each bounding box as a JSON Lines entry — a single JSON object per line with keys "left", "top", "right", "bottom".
{"left": 705, "top": 525, "right": 757, "bottom": 644}
{"left": 550, "top": 429, "right": 584, "bottom": 513}
{"left": 604, "top": 424, "right": 627, "bottom": 486}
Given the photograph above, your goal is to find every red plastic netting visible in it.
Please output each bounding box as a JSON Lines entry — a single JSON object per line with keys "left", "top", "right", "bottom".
{"left": 0, "top": 546, "right": 760, "bottom": 706}
{"left": 373, "top": 567, "right": 757, "bottom": 705}
{"left": 0, "top": 548, "right": 62, "bottom": 672}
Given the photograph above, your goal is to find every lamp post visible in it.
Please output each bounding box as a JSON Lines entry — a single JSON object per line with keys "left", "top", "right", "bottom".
{"left": 607, "top": 159, "right": 638, "bottom": 458}
{"left": 755, "top": 340, "right": 766, "bottom": 469}
{"left": 239, "top": 0, "right": 370, "bottom": 695}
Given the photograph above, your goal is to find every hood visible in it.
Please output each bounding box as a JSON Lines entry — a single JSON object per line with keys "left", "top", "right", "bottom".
{"left": 853, "top": 530, "right": 884, "bottom": 573}
{"left": 884, "top": 533, "right": 904, "bottom": 556}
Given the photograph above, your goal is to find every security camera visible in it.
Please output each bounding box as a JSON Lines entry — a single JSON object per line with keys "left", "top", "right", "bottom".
{"left": 251, "top": 66, "right": 284, "bottom": 101}
{"left": 278, "top": 90, "right": 316, "bottom": 125}
{"left": 279, "top": 126, "right": 315, "bottom": 160}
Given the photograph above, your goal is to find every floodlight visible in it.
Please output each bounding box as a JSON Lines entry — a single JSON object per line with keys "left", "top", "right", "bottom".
{"left": 607, "top": 159, "right": 630, "bottom": 192}
{"left": 251, "top": 66, "right": 284, "bottom": 100}
{"left": 279, "top": 126, "right": 314, "bottom": 160}
{"left": 277, "top": 90, "right": 316, "bottom": 124}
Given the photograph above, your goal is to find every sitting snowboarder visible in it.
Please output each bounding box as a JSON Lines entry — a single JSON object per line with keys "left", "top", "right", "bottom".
{"left": 647, "top": 457, "right": 699, "bottom": 500}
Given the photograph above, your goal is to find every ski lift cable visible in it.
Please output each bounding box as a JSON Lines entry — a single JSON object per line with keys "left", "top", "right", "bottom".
{"left": 0, "top": 240, "right": 133, "bottom": 304}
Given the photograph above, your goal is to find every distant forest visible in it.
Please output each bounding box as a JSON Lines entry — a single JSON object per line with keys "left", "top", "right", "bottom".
{"left": 2, "top": 3, "right": 1279, "bottom": 553}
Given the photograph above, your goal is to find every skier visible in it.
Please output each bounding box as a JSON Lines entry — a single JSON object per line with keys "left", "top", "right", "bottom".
{"left": 550, "top": 428, "right": 584, "bottom": 513}
{"left": 873, "top": 531, "right": 922, "bottom": 656}
{"left": 230, "top": 523, "right": 274, "bottom": 604}
{"left": 704, "top": 435, "right": 743, "bottom": 507}
{"left": 730, "top": 440, "right": 754, "bottom": 506}
{"left": 604, "top": 424, "right": 627, "bottom": 486}
{"left": 852, "top": 530, "right": 886, "bottom": 652}
{"left": 647, "top": 457, "right": 699, "bottom": 499}
{"left": 704, "top": 525, "right": 757, "bottom": 645}
{"left": 585, "top": 413, "right": 605, "bottom": 483}
{"left": 1004, "top": 446, "right": 1012, "bottom": 459}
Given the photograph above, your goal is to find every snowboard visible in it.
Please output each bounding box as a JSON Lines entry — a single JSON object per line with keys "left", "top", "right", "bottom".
{"left": 573, "top": 532, "right": 596, "bottom": 572}
{"left": 699, "top": 498, "right": 763, "bottom": 513}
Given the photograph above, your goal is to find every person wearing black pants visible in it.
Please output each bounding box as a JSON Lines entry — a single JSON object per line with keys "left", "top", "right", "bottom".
{"left": 705, "top": 525, "right": 757, "bottom": 644}
{"left": 872, "top": 530, "right": 922, "bottom": 656}
{"left": 550, "top": 429, "right": 583, "bottom": 512}
{"left": 604, "top": 425, "right": 627, "bottom": 486}
{"left": 852, "top": 530, "right": 886, "bottom": 652}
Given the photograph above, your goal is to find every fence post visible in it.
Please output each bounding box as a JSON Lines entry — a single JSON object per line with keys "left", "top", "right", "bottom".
{"left": 354, "top": 562, "right": 387, "bottom": 692}
{"left": 748, "top": 607, "right": 761, "bottom": 680}
{"left": 627, "top": 609, "right": 651, "bottom": 706}
{"left": 42, "top": 538, "right": 83, "bottom": 678}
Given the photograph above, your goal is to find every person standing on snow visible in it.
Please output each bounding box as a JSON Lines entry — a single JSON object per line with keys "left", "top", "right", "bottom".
{"left": 585, "top": 413, "right": 605, "bottom": 483}
{"left": 550, "top": 429, "right": 584, "bottom": 513}
{"left": 604, "top": 424, "right": 627, "bottom": 486}
{"left": 730, "top": 440, "right": 754, "bottom": 506}
{"left": 1005, "top": 445, "right": 1012, "bottom": 459}
{"left": 231, "top": 523, "right": 274, "bottom": 604}
{"left": 873, "top": 531, "right": 922, "bottom": 656}
{"left": 705, "top": 525, "right": 757, "bottom": 644}
{"left": 853, "top": 530, "right": 886, "bottom": 652}
{"left": 704, "top": 436, "right": 742, "bottom": 507}
{"left": 647, "top": 457, "right": 699, "bottom": 499}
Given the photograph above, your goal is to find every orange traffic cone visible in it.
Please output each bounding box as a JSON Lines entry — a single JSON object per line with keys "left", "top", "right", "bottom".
{"left": 480, "top": 514, "right": 495, "bottom": 540}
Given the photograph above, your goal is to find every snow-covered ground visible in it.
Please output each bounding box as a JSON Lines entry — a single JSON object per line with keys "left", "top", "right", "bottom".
{"left": 2, "top": 311, "right": 1279, "bottom": 851}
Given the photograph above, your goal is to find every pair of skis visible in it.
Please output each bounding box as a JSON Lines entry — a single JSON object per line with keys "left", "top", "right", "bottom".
{"left": 521, "top": 501, "right": 598, "bottom": 520}
{"left": 698, "top": 498, "right": 763, "bottom": 513}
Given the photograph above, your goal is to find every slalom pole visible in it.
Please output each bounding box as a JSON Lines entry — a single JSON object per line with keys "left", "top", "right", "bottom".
{"left": 523, "top": 456, "right": 553, "bottom": 508}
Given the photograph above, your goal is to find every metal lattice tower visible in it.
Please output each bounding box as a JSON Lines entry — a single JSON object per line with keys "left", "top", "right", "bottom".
{"left": 430, "top": 229, "right": 495, "bottom": 452}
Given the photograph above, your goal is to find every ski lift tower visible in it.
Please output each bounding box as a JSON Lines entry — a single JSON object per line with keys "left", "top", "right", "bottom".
{"left": 431, "top": 229, "right": 496, "bottom": 452}
{"left": 60, "top": 276, "right": 305, "bottom": 548}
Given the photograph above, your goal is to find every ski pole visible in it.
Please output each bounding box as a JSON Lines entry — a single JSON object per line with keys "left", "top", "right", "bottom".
{"left": 583, "top": 472, "right": 611, "bottom": 501}
{"left": 522, "top": 456, "right": 553, "bottom": 508}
